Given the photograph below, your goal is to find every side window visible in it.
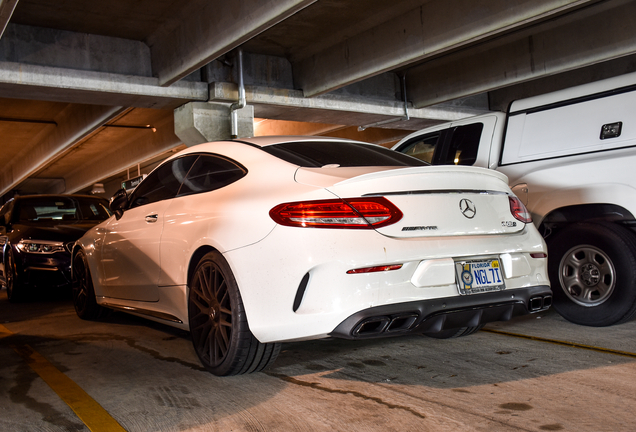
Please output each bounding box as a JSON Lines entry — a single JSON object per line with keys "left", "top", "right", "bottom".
{"left": 177, "top": 155, "right": 247, "bottom": 196}
{"left": 396, "top": 132, "right": 442, "bottom": 163}
{"left": 129, "top": 155, "right": 198, "bottom": 208}
{"left": 439, "top": 123, "right": 484, "bottom": 166}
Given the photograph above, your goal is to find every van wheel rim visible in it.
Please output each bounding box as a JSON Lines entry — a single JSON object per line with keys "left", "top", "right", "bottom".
{"left": 559, "top": 245, "right": 615, "bottom": 307}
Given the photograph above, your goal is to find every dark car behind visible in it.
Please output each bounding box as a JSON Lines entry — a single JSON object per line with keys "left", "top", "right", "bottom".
{"left": 0, "top": 194, "right": 111, "bottom": 301}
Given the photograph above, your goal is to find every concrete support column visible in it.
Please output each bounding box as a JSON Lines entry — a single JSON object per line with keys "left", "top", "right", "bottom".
{"left": 174, "top": 101, "right": 254, "bottom": 146}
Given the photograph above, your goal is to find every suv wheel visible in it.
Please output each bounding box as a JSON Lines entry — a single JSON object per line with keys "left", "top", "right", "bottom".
{"left": 548, "top": 222, "right": 636, "bottom": 326}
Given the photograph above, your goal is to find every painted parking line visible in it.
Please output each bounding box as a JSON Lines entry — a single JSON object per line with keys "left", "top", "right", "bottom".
{"left": 0, "top": 324, "right": 126, "bottom": 432}
{"left": 483, "top": 328, "right": 636, "bottom": 359}
{"left": 0, "top": 323, "right": 11, "bottom": 339}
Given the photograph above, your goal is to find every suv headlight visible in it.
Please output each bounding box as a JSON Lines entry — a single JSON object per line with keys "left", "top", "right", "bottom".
{"left": 17, "top": 239, "right": 66, "bottom": 254}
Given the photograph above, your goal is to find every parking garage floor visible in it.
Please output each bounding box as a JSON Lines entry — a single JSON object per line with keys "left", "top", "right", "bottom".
{"left": 1, "top": 288, "right": 635, "bottom": 432}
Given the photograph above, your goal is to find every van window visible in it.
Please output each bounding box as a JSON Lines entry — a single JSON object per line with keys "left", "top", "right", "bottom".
{"left": 394, "top": 133, "right": 441, "bottom": 163}
{"left": 440, "top": 123, "right": 483, "bottom": 166}
{"left": 394, "top": 123, "right": 483, "bottom": 165}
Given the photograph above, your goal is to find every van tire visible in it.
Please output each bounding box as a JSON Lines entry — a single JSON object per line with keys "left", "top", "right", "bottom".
{"left": 547, "top": 222, "right": 636, "bottom": 326}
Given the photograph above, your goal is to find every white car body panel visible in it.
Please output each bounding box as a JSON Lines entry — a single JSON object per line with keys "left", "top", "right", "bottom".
{"left": 75, "top": 136, "right": 550, "bottom": 343}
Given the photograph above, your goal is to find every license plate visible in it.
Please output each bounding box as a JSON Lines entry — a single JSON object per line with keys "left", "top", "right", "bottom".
{"left": 455, "top": 258, "right": 505, "bottom": 295}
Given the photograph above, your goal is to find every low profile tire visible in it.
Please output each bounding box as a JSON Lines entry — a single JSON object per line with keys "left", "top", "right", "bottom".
{"left": 424, "top": 325, "right": 484, "bottom": 339}
{"left": 188, "top": 251, "right": 281, "bottom": 376}
{"left": 548, "top": 222, "right": 636, "bottom": 327}
{"left": 72, "top": 249, "right": 104, "bottom": 320}
{"left": 5, "top": 247, "right": 23, "bottom": 303}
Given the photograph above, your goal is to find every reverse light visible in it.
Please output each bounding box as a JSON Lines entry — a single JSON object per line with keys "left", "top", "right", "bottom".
{"left": 347, "top": 264, "right": 403, "bottom": 274}
{"left": 270, "top": 197, "right": 403, "bottom": 229}
{"left": 509, "top": 196, "right": 532, "bottom": 223}
{"left": 17, "top": 239, "right": 66, "bottom": 254}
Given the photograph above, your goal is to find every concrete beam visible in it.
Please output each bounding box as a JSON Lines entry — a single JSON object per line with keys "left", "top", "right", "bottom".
{"left": 0, "top": 0, "right": 18, "bottom": 40}
{"left": 63, "top": 114, "right": 183, "bottom": 193}
{"left": 149, "top": 0, "right": 317, "bottom": 86}
{"left": 0, "top": 104, "right": 125, "bottom": 197}
{"left": 406, "top": 0, "right": 636, "bottom": 107}
{"left": 209, "top": 82, "right": 487, "bottom": 130}
{"left": 0, "top": 61, "right": 207, "bottom": 108}
{"left": 295, "top": 0, "right": 597, "bottom": 96}
{"left": 488, "top": 53, "right": 636, "bottom": 111}
{"left": 1, "top": 23, "right": 151, "bottom": 76}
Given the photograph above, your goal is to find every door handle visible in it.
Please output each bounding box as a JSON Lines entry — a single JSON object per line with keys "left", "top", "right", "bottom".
{"left": 145, "top": 214, "right": 158, "bottom": 223}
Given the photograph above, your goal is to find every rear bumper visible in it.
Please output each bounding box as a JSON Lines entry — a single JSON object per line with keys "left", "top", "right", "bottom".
{"left": 330, "top": 285, "right": 552, "bottom": 339}
{"left": 225, "top": 224, "right": 549, "bottom": 343}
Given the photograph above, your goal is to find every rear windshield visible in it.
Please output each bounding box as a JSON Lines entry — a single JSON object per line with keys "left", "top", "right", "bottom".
{"left": 261, "top": 141, "right": 427, "bottom": 168}
{"left": 13, "top": 196, "right": 111, "bottom": 224}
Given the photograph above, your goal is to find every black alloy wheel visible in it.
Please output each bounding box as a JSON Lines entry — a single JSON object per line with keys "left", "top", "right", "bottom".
{"left": 72, "top": 249, "right": 104, "bottom": 320}
{"left": 548, "top": 222, "right": 636, "bottom": 326}
{"left": 188, "top": 251, "right": 280, "bottom": 376}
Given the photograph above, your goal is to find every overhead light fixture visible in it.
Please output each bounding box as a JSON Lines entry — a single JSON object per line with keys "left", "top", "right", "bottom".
{"left": 91, "top": 183, "right": 105, "bottom": 194}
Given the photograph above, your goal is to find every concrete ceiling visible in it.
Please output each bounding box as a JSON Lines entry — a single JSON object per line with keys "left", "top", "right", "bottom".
{"left": 1, "top": 0, "right": 636, "bottom": 200}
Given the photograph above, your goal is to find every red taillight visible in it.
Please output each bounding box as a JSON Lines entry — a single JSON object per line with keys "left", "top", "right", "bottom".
{"left": 270, "top": 197, "right": 403, "bottom": 229}
{"left": 509, "top": 196, "right": 532, "bottom": 223}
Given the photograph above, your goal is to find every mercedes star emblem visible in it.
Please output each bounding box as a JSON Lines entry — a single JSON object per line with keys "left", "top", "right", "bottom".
{"left": 459, "top": 198, "right": 476, "bottom": 219}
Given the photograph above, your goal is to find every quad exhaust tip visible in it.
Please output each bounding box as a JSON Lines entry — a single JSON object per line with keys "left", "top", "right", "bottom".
{"left": 529, "top": 295, "right": 552, "bottom": 312}
{"left": 353, "top": 313, "right": 419, "bottom": 336}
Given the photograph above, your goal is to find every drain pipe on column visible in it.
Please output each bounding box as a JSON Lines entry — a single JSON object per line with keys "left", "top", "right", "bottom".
{"left": 230, "top": 48, "right": 246, "bottom": 139}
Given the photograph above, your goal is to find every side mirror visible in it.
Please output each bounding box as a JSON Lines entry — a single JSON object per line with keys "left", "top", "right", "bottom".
{"left": 109, "top": 188, "right": 129, "bottom": 220}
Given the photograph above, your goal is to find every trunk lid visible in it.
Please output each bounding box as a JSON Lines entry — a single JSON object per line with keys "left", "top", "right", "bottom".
{"left": 296, "top": 165, "right": 524, "bottom": 237}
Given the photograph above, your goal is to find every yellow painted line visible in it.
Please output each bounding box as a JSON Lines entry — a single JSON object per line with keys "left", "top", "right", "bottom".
{"left": 0, "top": 323, "right": 11, "bottom": 339}
{"left": 483, "top": 328, "right": 636, "bottom": 359}
{"left": 0, "top": 324, "right": 126, "bottom": 432}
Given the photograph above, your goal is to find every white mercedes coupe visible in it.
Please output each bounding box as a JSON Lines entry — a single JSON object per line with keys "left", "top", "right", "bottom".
{"left": 71, "top": 136, "right": 551, "bottom": 376}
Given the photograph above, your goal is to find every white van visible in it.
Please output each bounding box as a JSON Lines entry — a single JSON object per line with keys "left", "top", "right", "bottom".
{"left": 393, "top": 72, "right": 636, "bottom": 327}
